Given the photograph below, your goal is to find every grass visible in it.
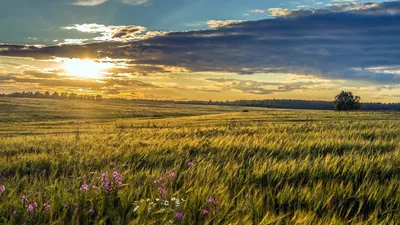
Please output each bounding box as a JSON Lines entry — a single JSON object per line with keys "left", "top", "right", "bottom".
{"left": 0, "top": 97, "right": 400, "bottom": 224}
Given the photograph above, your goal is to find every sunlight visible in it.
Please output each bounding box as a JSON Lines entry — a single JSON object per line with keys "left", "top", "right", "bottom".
{"left": 63, "top": 58, "right": 112, "bottom": 79}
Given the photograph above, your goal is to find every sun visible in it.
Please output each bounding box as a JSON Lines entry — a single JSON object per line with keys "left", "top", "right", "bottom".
{"left": 63, "top": 59, "right": 112, "bottom": 79}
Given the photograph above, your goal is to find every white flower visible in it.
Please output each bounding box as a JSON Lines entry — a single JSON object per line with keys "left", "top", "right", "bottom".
{"left": 156, "top": 198, "right": 160, "bottom": 201}
{"left": 171, "top": 197, "right": 176, "bottom": 201}
{"left": 164, "top": 200, "right": 169, "bottom": 206}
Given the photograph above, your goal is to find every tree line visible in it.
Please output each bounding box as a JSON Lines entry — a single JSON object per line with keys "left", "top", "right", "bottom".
{"left": 0, "top": 91, "right": 103, "bottom": 101}
{"left": 176, "top": 91, "right": 400, "bottom": 111}
{"left": 2, "top": 90, "right": 400, "bottom": 111}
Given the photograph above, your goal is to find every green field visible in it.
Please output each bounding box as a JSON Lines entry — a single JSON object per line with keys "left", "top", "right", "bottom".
{"left": 1, "top": 98, "right": 400, "bottom": 224}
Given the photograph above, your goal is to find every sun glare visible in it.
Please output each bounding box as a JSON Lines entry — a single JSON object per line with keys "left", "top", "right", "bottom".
{"left": 63, "top": 59, "right": 112, "bottom": 79}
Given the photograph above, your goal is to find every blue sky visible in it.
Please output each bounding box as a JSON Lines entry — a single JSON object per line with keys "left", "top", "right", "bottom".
{"left": 0, "top": 0, "right": 399, "bottom": 101}
{"left": 0, "top": 0, "right": 390, "bottom": 44}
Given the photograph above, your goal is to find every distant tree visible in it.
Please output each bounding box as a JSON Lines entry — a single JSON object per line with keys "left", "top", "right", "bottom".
{"left": 51, "top": 92, "right": 60, "bottom": 98}
{"left": 334, "top": 91, "right": 361, "bottom": 111}
{"left": 95, "top": 95, "right": 103, "bottom": 101}
{"left": 69, "top": 93, "right": 77, "bottom": 99}
{"left": 44, "top": 91, "right": 51, "bottom": 98}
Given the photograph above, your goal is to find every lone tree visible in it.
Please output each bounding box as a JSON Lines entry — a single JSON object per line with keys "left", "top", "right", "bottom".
{"left": 334, "top": 91, "right": 361, "bottom": 111}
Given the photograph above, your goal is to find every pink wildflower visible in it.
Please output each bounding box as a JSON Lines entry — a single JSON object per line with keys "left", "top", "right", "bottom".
{"left": 188, "top": 161, "right": 194, "bottom": 166}
{"left": 102, "top": 172, "right": 113, "bottom": 191}
{"left": 207, "top": 196, "right": 216, "bottom": 204}
{"left": 176, "top": 212, "right": 183, "bottom": 219}
{"left": 80, "top": 183, "right": 89, "bottom": 191}
{"left": 22, "top": 194, "right": 29, "bottom": 203}
{"left": 64, "top": 202, "right": 70, "bottom": 209}
{"left": 27, "top": 202, "right": 37, "bottom": 213}
{"left": 0, "top": 185, "right": 5, "bottom": 193}
{"left": 44, "top": 203, "right": 51, "bottom": 213}
{"left": 203, "top": 208, "right": 209, "bottom": 215}
{"left": 113, "top": 171, "right": 123, "bottom": 187}
{"left": 169, "top": 171, "right": 176, "bottom": 178}
{"left": 27, "top": 204, "right": 34, "bottom": 213}
{"left": 88, "top": 209, "right": 95, "bottom": 214}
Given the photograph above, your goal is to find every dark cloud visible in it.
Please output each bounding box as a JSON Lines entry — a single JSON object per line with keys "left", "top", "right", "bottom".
{"left": 0, "top": 1, "right": 399, "bottom": 84}
{"left": 0, "top": 71, "right": 157, "bottom": 90}
{"left": 105, "top": 89, "right": 121, "bottom": 95}
{"left": 206, "top": 78, "right": 320, "bottom": 95}
{"left": 104, "top": 78, "right": 159, "bottom": 87}
{"left": 22, "top": 70, "right": 60, "bottom": 79}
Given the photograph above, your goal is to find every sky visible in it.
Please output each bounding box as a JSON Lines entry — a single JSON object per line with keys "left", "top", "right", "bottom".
{"left": 0, "top": 0, "right": 399, "bottom": 101}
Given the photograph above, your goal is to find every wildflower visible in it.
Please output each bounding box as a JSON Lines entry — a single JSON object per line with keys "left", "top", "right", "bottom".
{"left": 27, "top": 204, "right": 34, "bottom": 213}
{"left": 22, "top": 194, "right": 29, "bottom": 203}
{"left": 207, "top": 196, "right": 216, "bottom": 204}
{"left": 0, "top": 185, "right": 5, "bottom": 193}
{"left": 176, "top": 212, "right": 183, "bottom": 219}
{"left": 203, "top": 209, "right": 209, "bottom": 215}
{"left": 44, "top": 203, "right": 51, "bottom": 213}
{"left": 64, "top": 202, "right": 70, "bottom": 209}
{"left": 171, "top": 197, "right": 176, "bottom": 201}
{"left": 92, "top": 185, "right": 98, "bottom": 190}
{"left": 169, "top": 172, "right": 176, "bottom": 178}
{"left": 113, "top": 171, "right": 123, "bottom": 187}
{"left": 12, "top": 211, "right": 17, "bottom": 216}
{"left": 164, "top": 200, "right": 169, "bottom": 206}
{"left": 88, "top": 209, "right": 95, "bottom": 214}
{"left": 27, "top": 202, "right": 37, "bottom": 213}
{"left": 80, "top": 183, "right": 89, "bottom": 191}
{"left": 158, "top": 186, "right": 167, "bottom": 199}
{"left": 102, "top": 172, "right": 113, "bottom": 191}
{"left": 188, "top": 161, "right": 194, "bottom": 166}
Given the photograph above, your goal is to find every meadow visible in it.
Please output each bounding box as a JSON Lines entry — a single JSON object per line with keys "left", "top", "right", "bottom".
{"left": 1, "top": 97, "right": 400, "bottom": 224}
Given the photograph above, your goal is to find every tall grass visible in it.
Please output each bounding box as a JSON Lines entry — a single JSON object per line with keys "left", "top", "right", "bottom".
{"left": 0, "top": 98, "right": 400, "bottom": 224}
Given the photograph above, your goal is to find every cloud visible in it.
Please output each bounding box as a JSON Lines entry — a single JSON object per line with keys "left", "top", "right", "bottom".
{"left": 206, "top": 20, "right": 247, "bottom": 29}
{"left": 70, "top": 0, "right": 108, "bottom": 6}
{"left": 0, "top": 69, "right": 158, "bottom": 91}
{"left": 22, "top": 70, "right": 60, "bottom": 79}
{"left": 1, "top": 1, "right": 399, "bottom": 85}
{"left": 206, "top": 78, "right": 327, "bottom": 94}
{"left": 250, "top": 9, "right": 267, "bottom": 14}
{"left": 61, "top": 24, "right": 157, "bottom": 43}
{"left": 122, "top": 0, "right": 147, "bottom": 5}
{"left": 268, "top": 2, "right": 399, "bottom": 18}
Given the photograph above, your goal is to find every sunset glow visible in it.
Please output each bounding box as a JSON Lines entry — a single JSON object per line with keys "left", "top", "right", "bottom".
{"left": 63, "top": 59, "right": 112, "bottom": 79}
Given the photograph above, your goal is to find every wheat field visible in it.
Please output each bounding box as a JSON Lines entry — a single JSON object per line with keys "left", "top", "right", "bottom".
{"left": 1, "top": 98, "right": 400, "bottom": 224}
